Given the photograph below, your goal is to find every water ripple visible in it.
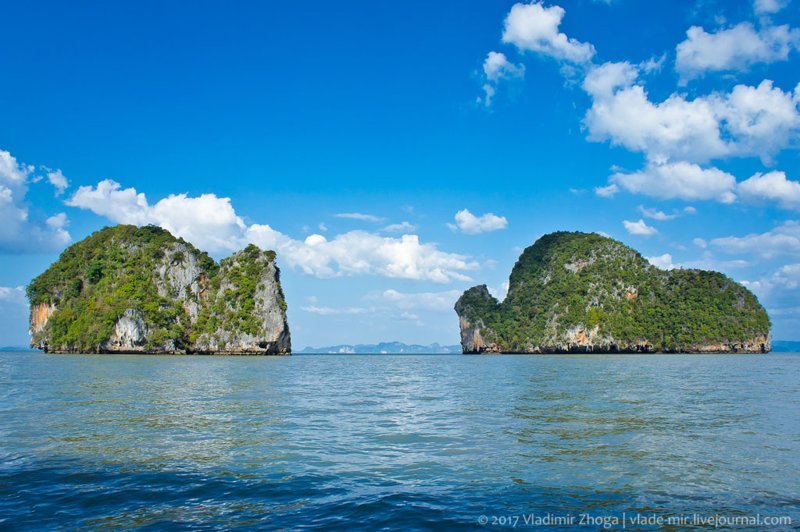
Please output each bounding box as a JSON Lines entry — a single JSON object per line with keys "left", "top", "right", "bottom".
{"left": 1, "top": 353, "right": 799, "bottom": 529}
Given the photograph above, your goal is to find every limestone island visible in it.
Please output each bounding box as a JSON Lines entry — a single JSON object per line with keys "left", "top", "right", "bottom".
{"left": 455, "top": 232, "right": 771, "bottom": 354}
{"left": 27, "top": 225, "right": 291, "bottom": 354}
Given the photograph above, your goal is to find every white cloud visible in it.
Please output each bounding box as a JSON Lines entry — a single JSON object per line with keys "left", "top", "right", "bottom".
{"left": 483, "top": 51, "right": 526, "bottom": 82}
{"left": 0, "top": 286, "right": 25, "bottom": 304}
{"left": 488, "top": 280, "right": 510, "bottom": 301}
{"left": 676, "top": 23, "right": 800, "bottom": 82}
{"left": 0, "top": 149, "right": 71, "bottom": 254}
{"left": 611, "top": 162, "right": 737, "bottom": 203}
{"left": 45, "top": 168, "right": 69, "bottom": 195}
{"left": 640, "top": 54, "right": 666, "bottom": 74}
{"left": 711, "top": 221, "right": 800, "bottom": 258}
{"left": 582, "top": 61, "right": 639, "bottom": 99}
{"left": 584, "top": 79, "right": 800, "bottom": 165}
{"left": 383, "top": 221, "right": 417, "bottom": 233}
{"left": 693, "top": 237, "right": 708, "bottom": 248}
{"left": 67, "top": 179, "right": 246, "bottom": 253}
{"left": 716, "top": 80, "right": 800, "bottom": 163}
{"left": 502, "top": 2, "right": 595, "bottom": 64}
{"left": 246, "top": 225, "right": 478, "bottom": 283}
{"left": 380, "top": 289, "right": 463, "bottom": 312}
{"left": 738, "top": 170, "right": 800, "bottom": 210}
{"left": 480, "top": 51, "right": 525, "bottom": 106}
{"left": 154, "top": 194, "right": 247, "bottom": 253}
{"left": 638, "top": 206, "right": 678, "bottom": 221}
{"left": 449, "top": 209, "right": 508, "bottom": 234}
{"left": 399, "top": 311, "right": 423, "bottom": 325}
{"left": 623, "top": 219, "right": 658, "bottom": 236}
{"left": 66, "top": 179, "right": 150, "bottom": 224}
{"left": 334, "top": 212, "right": 384, "bottom": 222}
{"left": 0, "top": 150, "right": 31, "bottom": 189}
{"left": 594, "top": 183, "right": 619, "bottom": 198}
{"left": 754, "top": 0, "right": 788, "bottom": 15}
{"left": 69, "top": 179, "right": 480, "bottom": 283}
{"left": 742, "top": 263, "right": 800, "bottom": 307}
{"left": 301, "top": 305, "right": 371, "bottom": 315}
{"left": 584, "top": 84, "right": 726, "bottom": 164}
{"left": 647, "top": 253, "right": 676, "bottom": 270}
{"left": 483, "top": 3, "right": 800, "bottom": 217}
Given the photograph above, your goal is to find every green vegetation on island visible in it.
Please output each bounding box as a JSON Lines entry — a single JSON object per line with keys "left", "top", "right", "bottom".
{"left": 455, "top": 232, "right": 771, "bottom": 354}
{"left": 28, "top": 225, "right": 290, "bottom": 354}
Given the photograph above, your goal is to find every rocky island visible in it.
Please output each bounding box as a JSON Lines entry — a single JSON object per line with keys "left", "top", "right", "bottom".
{"left": 27, "top": 225, "right": 291, "bottom": 354}
{"left": 455, "top": 232, "right": 771, "bottom": 354}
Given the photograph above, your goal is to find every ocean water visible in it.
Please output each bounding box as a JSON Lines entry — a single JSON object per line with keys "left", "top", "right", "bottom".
{"left": 0, "top": 352, "right": 798, "bottom": 530}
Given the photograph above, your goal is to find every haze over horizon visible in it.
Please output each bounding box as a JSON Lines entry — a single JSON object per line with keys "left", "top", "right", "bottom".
{"left": 2, "top": 0, "right": 800, "bottom": 347}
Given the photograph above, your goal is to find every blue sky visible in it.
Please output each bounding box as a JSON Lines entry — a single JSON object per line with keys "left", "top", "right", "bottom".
{"left": 2, "top": 0, "right": 800, "bottom": 347}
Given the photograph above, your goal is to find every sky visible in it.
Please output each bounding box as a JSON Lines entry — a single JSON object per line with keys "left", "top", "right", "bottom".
{"left": 1, "top": 0, "right": 800, "bottom": 347}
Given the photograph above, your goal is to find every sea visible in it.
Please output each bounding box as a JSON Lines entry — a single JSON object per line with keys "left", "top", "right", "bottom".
{"left": 1, "top": 352, "right": 798, "bottom": 530}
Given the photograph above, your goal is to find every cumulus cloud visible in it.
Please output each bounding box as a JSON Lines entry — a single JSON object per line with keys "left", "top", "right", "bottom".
{"left": 67, "top": 180, "right": 478, "bottom": 283}
{"left": 647, "top": 253, "right": 677, "bottom": 270}
{"left": 638, "top": 206, "right": 679, "bottom": 221}
{"left": 483, "top": 51, "right": 526, "bottom": 82}
{"left": 68, "top": 179, "right": 479, "bottom": 283}
{"left": 480, "top": 51, "right": 525, "bottom": 106}
{"left": 45, "top": 168, "right": 69, "bottom": 195}
{"left": 248, "top": 225, "right": 478, "bottom": 283}
{"left": 301, "top": 305, "right": 371, "bottom": 315}
{"left": 334, "top": 212, "right": 385, "bottom": 223}
{"left": 449, "top": 209, "right": 508, "bottom": 234}
{"left": 676, "top": 23, "right": 800, "bottom": 82}
{"left": 754, "top": 0, "right": 788, "bottom": 15}
{"left": 611, "top": 162, "right": 737, "bottom": 203}
{"left": 383, "top": 221, "right": 417, "bottom": 233}
{"left": 67, "top": 179, "right": 246, "bottom": 253}
{"left": 711, "top": 221, "right": 800, "bottom": 258}
{"left": 585, "top": 82, "right": 726, "bottom": 164}
{"left": 380, "top": 289, "right": 463, "bottom": 312}
{"left": 0, "top": 286, "right": 26, "bottom": 304}
{"left": 594, "top": 183, "right": 619, "bottom": 198}
{"left": 717, "top": 80, "right": 800, "bottom": 163}
{"left": 488, "top": 279, "right": 511, "bottom": 301}
{"left": 741, "top": 262, "right": 800, "bottom": 319}
{"left": 623, "top": 219, "right": 658, "bottom": 236}
{"left": 501, "top": 2, "right": 595, "bottom": 64}
{"left": 482, "top": 4, "right": 800, "bottom": 216}
{"left": 640, "top": 54, "right": 666, "bottom": 74}
{"left": 738, "top": 170, "right": 800, "bottom": 210}
{"left": 748, "top": 263, "right": 800, "bottom": 303}
{"left": 0, "top": 149, "right": 71, "bottom": 254}
{"left": 584, "top": 77, "right": 800, "bottom": 165}
{"left": 604, "top": 164, "right": 800, "bottom": 211}
{"left": 582, "top": 61, "right": 639, "bottom": 99}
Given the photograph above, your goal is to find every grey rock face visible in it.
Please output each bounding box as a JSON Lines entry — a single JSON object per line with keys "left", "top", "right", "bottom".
{"left": 192, "top": 248, "right": 291, "bottom": 355}
{"left": 454, "top": 285, "right": 501, "bottom": 354}
{"left": 154, "top": 243, "right": 209, "bottom": 322}
{"left": 101, "top": 309, "right": 149, "bottom": 352}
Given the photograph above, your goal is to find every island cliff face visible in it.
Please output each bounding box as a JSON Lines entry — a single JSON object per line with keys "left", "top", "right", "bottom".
{"left": 27, "top": 225, "right": 291, "bottom": 354}
{"left": 455, "top": 232, "right": 771, "bottom": 354}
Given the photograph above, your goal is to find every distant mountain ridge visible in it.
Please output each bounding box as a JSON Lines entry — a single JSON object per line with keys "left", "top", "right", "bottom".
{"left": 299, "top": 342, "right": 461, "bottom": 354}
